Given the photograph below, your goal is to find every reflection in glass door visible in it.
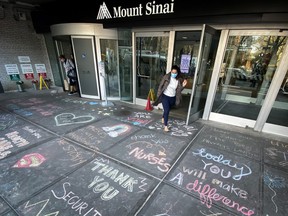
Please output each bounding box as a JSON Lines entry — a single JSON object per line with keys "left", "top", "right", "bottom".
{"left": 186, "top": 25, "right": 220, "bottom": 124}
{"left": 99, "top": 39, "right": 119, "bottom": 99}
{"left": 212, "top": 32, "right": 287, "bottom": 123}
{"left": 172, "top": 31, "right": 201, "bottom": 119}
{"left": 135, "top": 33, "right": 169, "bottom": 103}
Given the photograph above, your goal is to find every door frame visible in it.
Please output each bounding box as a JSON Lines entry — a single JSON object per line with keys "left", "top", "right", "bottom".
{"left": 71, "top": 35, "right": 101, "bottom": 99}
{"left": 54, "top": 37, "right": 72, "bottom": 90}
{"left": 95, "top": 36, "right": 121, "bottom": 101}
{"left": 257, "top": 40, "right": 288, "bottom": 136}
{"left": 133, "top": 31, "right": 173, "bottom": 106}
{"left": 204, "top": 29, "right": 288, "bottom": 136}
{"left": 185, "top": 24, "right": 218, "bottom": 124}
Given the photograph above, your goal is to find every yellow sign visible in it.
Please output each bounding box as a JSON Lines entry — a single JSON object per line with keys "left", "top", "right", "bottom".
{"left": 148, "top": 89, "right": 156, "bottom": 101}
{"left": 39, "top": 75, "right": 49, "bottom": 90}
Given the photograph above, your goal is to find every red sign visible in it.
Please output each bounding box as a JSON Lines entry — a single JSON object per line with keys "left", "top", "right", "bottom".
{"left": 38, "top": 73, "right": 47, "bottom": 79}
{"left": 24, "top": 73, "right": 34, "bottom": 80}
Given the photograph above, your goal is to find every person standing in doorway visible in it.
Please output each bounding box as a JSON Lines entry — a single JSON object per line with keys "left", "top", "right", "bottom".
{"left": 59, "top": 54, "right": 78, "bottom": 95}
{"left": 153, "top": 65, "right": 187, "bottom": 132}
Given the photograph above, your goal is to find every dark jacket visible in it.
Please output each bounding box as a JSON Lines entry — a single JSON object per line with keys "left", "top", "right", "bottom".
{"left": 153, "top": 72, "right": 185, "bottom": 107}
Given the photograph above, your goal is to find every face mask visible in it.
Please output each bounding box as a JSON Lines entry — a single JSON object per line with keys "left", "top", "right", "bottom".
{"left": 171, "top": 73, "right": 177, "bottom": 78}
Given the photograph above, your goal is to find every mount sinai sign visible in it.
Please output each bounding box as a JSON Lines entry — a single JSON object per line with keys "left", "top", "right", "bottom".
{"left": 97, "top": 0, "right": 175, "bottom": 20}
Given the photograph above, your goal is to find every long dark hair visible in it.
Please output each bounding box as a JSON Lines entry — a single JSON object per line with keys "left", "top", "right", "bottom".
{"left": 171, "top": 65, "right": 181, "bottom": 79}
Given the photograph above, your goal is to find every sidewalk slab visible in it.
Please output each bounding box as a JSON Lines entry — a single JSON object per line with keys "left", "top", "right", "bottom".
{"left": 0, "top": 197, "right": 10, "bottom": 215}
{"left": 264, "top": 140, "right": 288, "bottom": 170}
{"left": 111, "top": 109, "right": 158, "bottom": 127}
{"left": 263, "top": 165, "right": 288, "bottom": 215}
{"left": 65, "top": 118, "right": 141, "bottom": 152}
{"left": 26, "top": 107, "right": 104, "bottom": 135}
{"left": 0, "top": 122, "right": 53, "bottom": 160}
{"left": 137, "top": 183, "right": 236, "bottom": 216}
{"left": 0, "top": 112, "right": 27, "bottom": 131}
{"left": 147, "top": 117, "right": 203, "bottom": 140}
{"left": 106, "top": 128, "right": 188, "bottom": 178}
{"left": 193, "top": 125, "right": 263, "bottom": 161}
{"left": 165, "top": 144, "right": 261, "bottom": 215}
{"left": 0, "top": 91, "right": 287, "bottom": 216}
{"left": 16, "top": 156, "right": 159, "bottom": 216}
{"left": 0, "top": 138, "right": 95, "bottom": 206}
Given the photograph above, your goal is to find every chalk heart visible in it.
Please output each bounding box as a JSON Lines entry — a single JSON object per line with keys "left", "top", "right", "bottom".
{"left": 0, "top": 120, "right": 17, "bottom": 130}
{"left": 55, "top": 113, "right": 95, "bottom": 126}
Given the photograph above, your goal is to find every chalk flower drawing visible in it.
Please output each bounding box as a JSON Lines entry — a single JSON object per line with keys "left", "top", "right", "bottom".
{"left": 264, "top": 172, "right": 286, "bottom": 213}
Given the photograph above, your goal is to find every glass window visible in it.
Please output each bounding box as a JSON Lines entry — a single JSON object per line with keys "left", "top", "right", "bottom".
{"left": 100, "top": 39, "right": 119, "bottom": 98}
{"left": 136, "top": 36, "right": 169, "bottom": 99}
{"left": 118, "top": 29, "right": 133, "bottom": 102}
{"left": 212, "top": 35, "right": 287, "bottom": 121}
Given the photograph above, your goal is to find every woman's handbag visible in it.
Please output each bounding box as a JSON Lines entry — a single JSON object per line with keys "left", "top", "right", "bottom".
{"left": 67, "top": 68, "right": 76, "bottom": 78}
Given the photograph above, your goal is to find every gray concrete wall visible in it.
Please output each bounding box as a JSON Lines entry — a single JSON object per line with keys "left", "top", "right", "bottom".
{"left": 0, "top": 3, "right": 53, "bottom": 92}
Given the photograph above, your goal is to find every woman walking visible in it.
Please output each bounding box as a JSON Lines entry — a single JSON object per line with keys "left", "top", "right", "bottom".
{"left": 153, "top": 65, "right": 187, "bottom": 132}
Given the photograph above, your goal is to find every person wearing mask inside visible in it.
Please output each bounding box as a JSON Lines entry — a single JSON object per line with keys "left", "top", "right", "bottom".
{"left": 59, "top": 54, "right": 78, "bottom": 95}
{"left": 153, "top": 65, "right": 187, "bottom": 132}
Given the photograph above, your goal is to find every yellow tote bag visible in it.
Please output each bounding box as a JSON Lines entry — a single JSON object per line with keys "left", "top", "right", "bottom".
{"left": 63, "top": 79, "right": 69, "bottom": 91}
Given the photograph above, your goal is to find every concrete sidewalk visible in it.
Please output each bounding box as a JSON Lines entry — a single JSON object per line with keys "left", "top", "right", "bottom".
{"left": 0, "top": 91, "right": 288, "bottom": 216}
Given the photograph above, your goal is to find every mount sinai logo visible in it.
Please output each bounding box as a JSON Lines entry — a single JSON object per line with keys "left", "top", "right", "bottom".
{"left": 97, "top": 2, "right": 112, "bottom": 19}
{"left": 97, "top": 0, "right": 175, "bottom": 20}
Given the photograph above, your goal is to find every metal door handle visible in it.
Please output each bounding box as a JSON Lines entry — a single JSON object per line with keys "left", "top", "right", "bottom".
{"left": 137, "top": 74, "right": 150, "bottom": 78}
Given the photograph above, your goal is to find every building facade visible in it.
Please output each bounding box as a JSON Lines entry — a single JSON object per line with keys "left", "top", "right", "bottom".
{"left": 1, "top": 0, "right": 288, "bottom": 137}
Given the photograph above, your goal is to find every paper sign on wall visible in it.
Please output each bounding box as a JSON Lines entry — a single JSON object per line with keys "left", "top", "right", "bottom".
{"left": 21, "top": 64, "right": 33, "bottom": 73}
{"left": 21, "top": 64, "right": 34, "bottom": 79}
{"left": 18, "top": 56, "right": 31, "bottom": 63}
{"left": 35, "top": 64, "right": 47, "bottom": 78}
{"left": 180, "top": 54, "right": 191, "bottom": 74}
{"left": 5, "top": 64, "right": 20, "bottom": 75}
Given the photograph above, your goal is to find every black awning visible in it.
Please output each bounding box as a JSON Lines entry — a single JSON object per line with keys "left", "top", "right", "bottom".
{"left": 31, "top": 0, "right": 288, "bottom": 33}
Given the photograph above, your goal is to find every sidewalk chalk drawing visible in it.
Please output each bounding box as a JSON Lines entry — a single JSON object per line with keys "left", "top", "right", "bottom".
{"left": 102, "top": 124, "right": 131, "bottom": 137}
{"left": 0, "top": 114, "right": 18, "bottom": 131}
{"left": 12, "top": 153, "right": 46, "bottom": 168}
{"left": 0, "top": 131, "right": 30, "bottom": 160}
{"left": 148, "top": 119, "right": 198, "bottom": 137}
{"left": 55, "top": 113, "right": 95, "bottom": 126}
{"left": 264, "top": 171, "right": 287, "bottom": 213}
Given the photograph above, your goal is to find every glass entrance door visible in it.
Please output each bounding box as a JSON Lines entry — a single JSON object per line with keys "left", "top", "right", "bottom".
{"left": 171, "top": 30, "right": 201, "bottom": 120}
{"left": 71, "top": 36, "right": 100, "bottom": 99}
{"left": 186, "top": 24, "right": 220, "bottom": 124}
{"left": 135, "top": 32, "right": 169, "bottom": 105}
{"left": 210, "top": 30, "right": 288, "bottom": 131}
{"left": 99, "top": 39, "right": 120, "bottom": 100}
{"left": 54, "top": 36, "right": 74, "bottom": 88}
{"left": 262, "top": 70, "right": 288, "bottom": 135}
